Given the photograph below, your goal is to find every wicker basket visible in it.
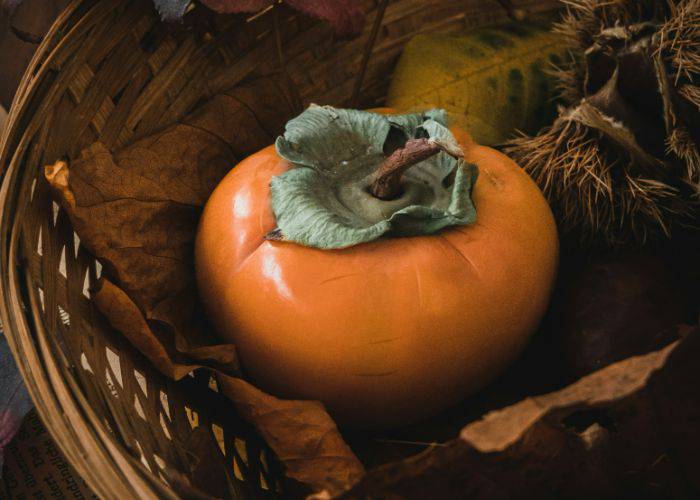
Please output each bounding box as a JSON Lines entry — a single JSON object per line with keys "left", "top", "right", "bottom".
{"left": 0, "top": 1, "right": 559, "bottom": 497}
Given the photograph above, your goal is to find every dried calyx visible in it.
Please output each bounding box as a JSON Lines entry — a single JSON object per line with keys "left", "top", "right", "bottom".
{"left": 505, "top": 0, "right": 700, "bottom": 247}
{"left": 270, "top": 106, "right": 478, "bottom": 250}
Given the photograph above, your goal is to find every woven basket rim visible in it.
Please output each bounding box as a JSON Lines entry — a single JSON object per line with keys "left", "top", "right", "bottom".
{"left": 0, "top": 1, "right": 179, "bottom": 498}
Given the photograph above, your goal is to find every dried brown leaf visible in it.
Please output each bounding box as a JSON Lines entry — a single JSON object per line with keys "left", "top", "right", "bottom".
{"left": 167, "top": 426, "right": 236, "bottom": 499}
{"left": 45, "top": 76, "right": 298, "bottom": 374}
{"left": 219, "top": 376, "right": 365, "bottom": 496}
{"left": 341, "top": 328, "right": 700, "bottom": 499}
{"left": 92, "top": 278, "right": 229, "bottom": 380}
{"left": 45, "top": 75, "right": 363, "bottom": 495}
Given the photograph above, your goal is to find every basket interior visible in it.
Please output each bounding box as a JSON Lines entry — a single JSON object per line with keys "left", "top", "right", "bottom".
{"left": 1, "top": 0, "right": 559, "bottom": 497}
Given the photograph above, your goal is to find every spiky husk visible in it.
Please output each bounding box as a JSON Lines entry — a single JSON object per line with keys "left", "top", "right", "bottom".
{"left": 545, "top": 51, "right": 584, "bottom": 105}
{"left": 506, "top": 117, "right": 686, "bottom": 247}
{"left": 658, "top": 0, "right": 700, "bottom": 82}
{"left": 554, "top": 0, "right": 669, "bottom": 48}
{"left": 667, "top": 126, "right": 700, "bottom": 181}
{"left": 506, "top": 0, "right": 699, "bottom": 247}
{"left": 679, "top": 83, "right": 700, "bottom": 108}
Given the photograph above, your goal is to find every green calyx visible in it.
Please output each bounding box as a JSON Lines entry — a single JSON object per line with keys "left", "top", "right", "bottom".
{"left": 270, "top": 105, "right": 478, "bottom": 249}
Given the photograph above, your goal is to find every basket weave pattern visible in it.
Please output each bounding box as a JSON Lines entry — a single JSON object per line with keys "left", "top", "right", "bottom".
{"left": 0, "top": 0, "right": 558, "bottom": 497}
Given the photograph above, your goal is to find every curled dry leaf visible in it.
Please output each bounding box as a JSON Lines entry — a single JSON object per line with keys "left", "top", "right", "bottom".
{"left": 45, "top": 76, "right": 298, "bottom": 375}
{"left": 92, "top": 278, "right": 222, "bottom": 379}
{"left": 341, "top": 327, "right": 700, "bottom": 499}
{"left": 165, "top": 426, "right": 237, "bottom": 500}
{"left": 218, "top": 376, "right": 366, "bottom": 496}
{"left": 46, "top": 75, "right": 364, "bottom": 494}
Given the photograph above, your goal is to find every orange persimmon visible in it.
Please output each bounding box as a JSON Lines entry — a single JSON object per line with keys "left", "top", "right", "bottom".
{"left": 196, "top": 107, "right": 558, "bottom": 428}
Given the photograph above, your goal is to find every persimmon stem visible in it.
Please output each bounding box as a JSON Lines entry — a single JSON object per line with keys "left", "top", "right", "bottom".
{"left": 370, "top": 138, "right": 463, "bottom": 200}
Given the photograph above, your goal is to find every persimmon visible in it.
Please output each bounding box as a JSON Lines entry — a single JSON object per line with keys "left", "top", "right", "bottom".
{"left": 196, "top": 106, "right": 558, "bottom": 428}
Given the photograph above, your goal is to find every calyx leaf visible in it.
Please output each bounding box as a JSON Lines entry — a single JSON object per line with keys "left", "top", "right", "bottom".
{"left": 271, "top": 106, "right": 478, "bottom": 250}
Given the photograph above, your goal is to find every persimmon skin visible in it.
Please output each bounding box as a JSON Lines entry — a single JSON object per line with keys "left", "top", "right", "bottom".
{"left": 195, "top": 125, "right": 558, "bottom": 429}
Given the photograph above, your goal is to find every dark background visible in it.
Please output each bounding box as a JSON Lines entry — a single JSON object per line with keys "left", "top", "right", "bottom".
{"left": 0, "top": 0, "right": 70, "bottom": 109}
